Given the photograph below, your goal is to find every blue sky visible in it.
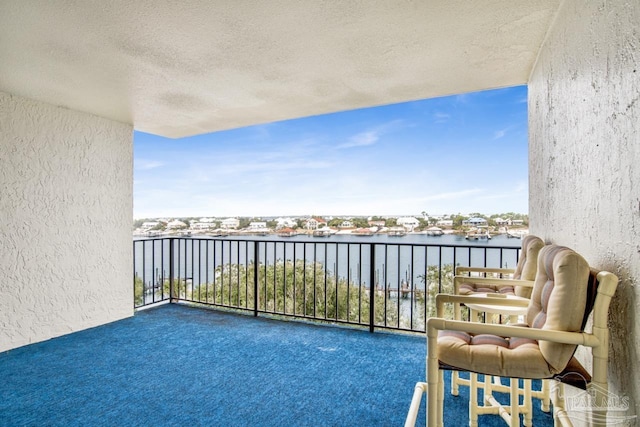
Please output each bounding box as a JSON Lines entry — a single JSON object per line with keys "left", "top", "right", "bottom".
{"left": 134, "top": 85, "right": 528, "bottom": 219}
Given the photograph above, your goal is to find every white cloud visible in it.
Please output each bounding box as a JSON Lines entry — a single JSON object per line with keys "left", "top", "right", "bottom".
{"left": 341, "top": 131, "right": 379, "bottom": 148}
{"left": 493, "top": 129, "right": 508, "bottom": 139}
{"left": 433, "top": 112, "right": 451, "bottom": 123}
{"left": 338, "top": 119, "right": 405, "bottom": 149}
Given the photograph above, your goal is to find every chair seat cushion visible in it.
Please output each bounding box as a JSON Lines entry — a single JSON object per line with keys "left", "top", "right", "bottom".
{"left": 437, "top": 328, "right": 557, "bottom": 379}
{"left": 458, "top": 282, "right": 516, "bottom": 296}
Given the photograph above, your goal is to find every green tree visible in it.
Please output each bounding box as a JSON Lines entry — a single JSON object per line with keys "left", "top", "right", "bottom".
{"left": 328, "top": 218, "right": 344, "bottom": 227}
{"left": 351, "top": 217, "right": 369, "bottom": 228}
{"left": 184, "top": 259, "right": 398, "bottom": 327}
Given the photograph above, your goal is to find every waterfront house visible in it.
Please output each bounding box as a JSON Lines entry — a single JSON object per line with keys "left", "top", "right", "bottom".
{"left": 248, "top": 221, "right": 267, "bottom": 230}
{"left": 462, "top": 217, "right": 488, "bottom": 227}
{"left": 436, "top": 219, "right": 454, "bottom": 227}
{"left": 190, "top": 222, "right": 213, "bottom": 231}
{"left": 339, "top": 220, "right": 354, "bottom": 229}
{"left": 493, "top": 217, "right": 508, "bottom": 226}
{"left": 141, "top": 221, "right": 160, "bottom": 230}
{"left": 397, "top": 216, "right": 420, "bottom": 231}
{"left": 166, "top": 220, "right": 187, "bottom": 229}
{"left": 305, "top": 217, "right": 327, "bottom": 230}
{"left": 275, "top": 217, "right": 297, "bottom": 229}
{"left": 221, "top": 218, "right": 240, "bottom": 229}
{"left": 1, "top": 1, "right": 638, "bottom": 424}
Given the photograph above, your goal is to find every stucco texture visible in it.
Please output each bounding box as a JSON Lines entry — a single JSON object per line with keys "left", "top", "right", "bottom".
{"left": 529, "top": 0, "right": 640, "bottom": 421}
{"left": 0, "top": 91, "right": 133, "bottom": 352}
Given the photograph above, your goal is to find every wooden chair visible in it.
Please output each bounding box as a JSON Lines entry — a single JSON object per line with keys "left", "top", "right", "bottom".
{"left": 405, "top": 245, "right": 618, "bottom": 427}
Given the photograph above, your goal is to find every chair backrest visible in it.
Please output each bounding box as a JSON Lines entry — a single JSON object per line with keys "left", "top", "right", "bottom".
{"left": 512, "top": 235, "right": 545, "bottom": 297}
{"left": 526, "top": 245, "right": 590, "bottom": 372}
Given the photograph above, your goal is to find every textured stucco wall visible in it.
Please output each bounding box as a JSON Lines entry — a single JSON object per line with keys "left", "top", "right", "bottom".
{"left": 0, "top": 91, "right": 133, "bottom": 352}
{"left": 529, "top": 0, "right": 640, "bottom": 420}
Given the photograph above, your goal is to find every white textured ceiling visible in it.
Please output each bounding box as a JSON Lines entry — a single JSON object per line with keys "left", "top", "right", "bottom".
{"left": 0, "top": 1, "right": 561, "bottom": 138}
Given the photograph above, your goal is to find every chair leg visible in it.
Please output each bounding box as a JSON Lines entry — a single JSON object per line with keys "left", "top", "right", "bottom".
{"left": 451, "top": 371, "right": 459, "bottom": 396}
{"left": 523, "top": 379, "right": 533, "bottom": 427}
{"left": 540, "top": 379, "right": 551, "bottom": 412}
{"left": 591, "top": 381, "right": 608, "bottom": 427}
{"left": 438, "top": 371, "right": 445, "bottom": 427}
{"left": 469, "top": 373, "right": 478, "bottom": 427}
{"left": 405, "top": 383, "right": 427, "bottom": 427}
{"left": 510, "top": 379, "right": 519, "bottom": 426}
{"left": 551, "top": 381, "right": 566, "bottom": 426}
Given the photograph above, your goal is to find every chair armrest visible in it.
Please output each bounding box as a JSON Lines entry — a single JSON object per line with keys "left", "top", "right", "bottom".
{"left": 455, "top": 266, "right": 515, "bottom": 276}
{"left": 436, "top": 293, "right": 529, "bottom": 307}
{"left": 436, "top": 292, "right": 530, "bottom": 318}
{"left": 426, "top": 318, "right": 601, "bottom": 348}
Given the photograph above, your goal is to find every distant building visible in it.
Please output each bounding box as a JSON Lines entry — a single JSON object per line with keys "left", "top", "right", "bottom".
{"left": 275, "top": 217, "right": 297, "bottom": 229}
{"left": 141, "top": 221, "right": 160, "bottom": 230}
{"left": 462, "top": 217, "right": 488, "bottom": 226}
{"left": 397, "top": 216, "right": 419, "bottom": 231}
{"left": 305, "top": 217, "right": 326, "bottom": 230}
{"left": 166, "top": 220, "right": 187, "bottom": 229}
{"left": 368, "top": 220, "right": 385, "bottom": 227}
{"left": 248, "top": 221, "right": 267, "bottom": 230}
{"left": 190, "top": 222, "right": 213, "bottom": 230}
{"left": 494, "top": 217, "right": 508, "bottom": 225}
{"left": 436, "top": 219, "right": 453, "bottom": 227}
{"left": 221, "top": 218, "right": 240, "bottom": 229}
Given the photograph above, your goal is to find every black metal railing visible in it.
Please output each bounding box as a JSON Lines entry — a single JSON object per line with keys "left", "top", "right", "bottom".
{"left": 133, "top": 237, "right": 520, "bottom": 333}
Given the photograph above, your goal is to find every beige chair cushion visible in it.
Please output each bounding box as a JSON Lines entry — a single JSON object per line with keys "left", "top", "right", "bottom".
{"left": 513, "top": 235, "right": 544, "bottom": 297}
{"left": 438, "top": 327, "right": 554, "bottom": 378}
{"left": 526, "top": 245, "right": 589, "bottom": 372}
{"left": 439, "top": 245, "right": 590, "bottom": 377}
{"left": 457, "top": 235, "right": 544, "bottom": 297}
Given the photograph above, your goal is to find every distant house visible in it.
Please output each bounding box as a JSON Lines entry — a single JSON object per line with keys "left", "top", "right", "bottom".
{"left": 462, "top": 217, "right": 488, "bottom": 226}
{"left": 221, "top": 218, "right": 240, "bottom": 229}
{"left": 141, "top": 221, "right": 160, "bottom": 230}
{"left": 494, "top": 217, "right": 508, "bottom": 225}
{"left": 436, "top": 219, "right": 454, "bottom": 227}
{"left": 198, "top": 217, "right": 216, "bottom": 223}
{"left": 166, "top": 220, "right": 187, "bottom": 229}
{"left": 275, "top": 217, "right": 297, "bottom": 229}
{"left": 509, "top": 219, "right": 525, "bottom": 226}
{"left": 305, "top": 217, "right": 326, "bottom": 230}
{"left": 368, "top": 220, "right": 385, "bottom": 227}
{"left": 248, "top": 221, "right": 267, "bottom": 230}
{"left": 190, "top": 222, "right": 213, "bottom": 230}
{"left": 397, "top": 216, "right": 419, "bottom": 231}
{"left": 340, "top": 220, "right": 354, "bottom": 228}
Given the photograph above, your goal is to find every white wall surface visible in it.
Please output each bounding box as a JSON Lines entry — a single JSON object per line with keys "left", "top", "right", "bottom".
{"left": 529, "top": 0, "right": 640, "bottom": 420}
{"left": 0, "top": 91, "right": 133, "bottom": 352}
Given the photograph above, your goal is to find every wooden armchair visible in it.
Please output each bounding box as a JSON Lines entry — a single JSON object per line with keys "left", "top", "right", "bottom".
{"left": 405, "top": 245, "right": 618, "bottom": 427}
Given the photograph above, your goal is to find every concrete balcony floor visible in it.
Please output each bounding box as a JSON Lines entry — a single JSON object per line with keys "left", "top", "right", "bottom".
{"left": 0, "top": 304, "right": 553, "bottom": 426}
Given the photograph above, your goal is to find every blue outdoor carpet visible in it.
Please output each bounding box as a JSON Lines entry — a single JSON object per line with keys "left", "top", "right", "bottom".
{"left": 0, "top": 304, "right": 553, "bottom": 426}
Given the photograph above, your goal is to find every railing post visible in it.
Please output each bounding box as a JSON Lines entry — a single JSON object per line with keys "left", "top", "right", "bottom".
{"left": 253, "top": 240, "right": 259, "bottom": 317}
{"left": 169, "top": 238, "right": 175, "bottom": 303}
{"left": 369, "top": 243, "right": 375, "bottom": 333}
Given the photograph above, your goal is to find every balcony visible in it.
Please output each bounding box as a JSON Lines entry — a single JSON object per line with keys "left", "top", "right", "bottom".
{"left": 2, "top": 1, "right": 637, "bottom": 423}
